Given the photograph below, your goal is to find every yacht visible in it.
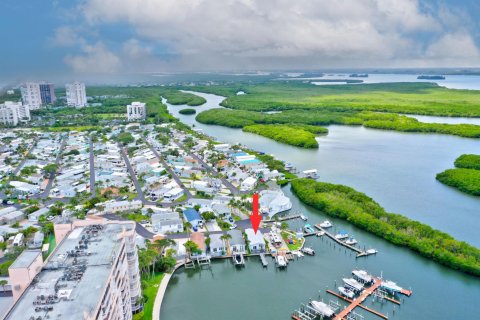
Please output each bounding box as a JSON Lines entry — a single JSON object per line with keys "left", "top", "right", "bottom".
{"left": 338, "top": 286, "right": 355, "bottom": 299}
{"left": 300, "top": 214, "right": 308, "bottom": 221}
{"left": 352, "top": 270, "right": 373, "bottom": 283}
{"left": 345, "top": 238, "right": 358, "bottom": 245}
{"left": 319, "top": 220, "right": 333, "bottom": 228}
{"left": 310, "top": 301, "right": 335, "bottom": 318}
{"left": 381, "top": 280, "right": 403, "bottom": 293}
{"left": 366, "top": 248, "right": 378, "bottom": 255}
{"left": 301, "top": 247, "right": 315, "bottom": 256}
{"left": 335, "top": 231, "right": 349, "bottom": 240}
{"left": 342, "top": 278, "right": 364, "bottom": 291}
{"left": 276, "top": 255, "right": 287, "bottom": 267}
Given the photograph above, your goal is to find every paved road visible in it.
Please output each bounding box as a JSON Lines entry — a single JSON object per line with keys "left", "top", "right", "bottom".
{"left": 149, "top": 145, "right": 193, "bottom": 200}
{"left": 175, "top": 141, "right": 246, "bottom": 195}
{"left": 12, "top": 136, "right": 40, "bottom": 176}
{"left": 89, "top": 135, "right": 96, "bottom": 198}
{"left": 32, "top": 138, "right": 67, "bottom": 199}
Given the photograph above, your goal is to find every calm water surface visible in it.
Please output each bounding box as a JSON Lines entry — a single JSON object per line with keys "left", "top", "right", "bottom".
{"left": 161, "top": 91, "right": 480, "bottom": 320}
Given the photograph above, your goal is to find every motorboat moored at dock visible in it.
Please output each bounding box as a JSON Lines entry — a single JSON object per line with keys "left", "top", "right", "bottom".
{"left": 335, "top": 231, "right": 349, "bottom": 240}
{"left": 303, "top": 224, "right": 315, "bottom": 233}
{"left": 276, "top": 255, "right": 288, "bottom": 268}
{"left": 301, "top": 247, "right": 315, "bottom": 256}
{"left": 338, "top": 286, "right": 355, "bottom": 299}
{"left": 319, "top": 220, "right": 333, "bottom": 228}
{"left": 300, "top": 214, "right": 308, "bottom": 221}
{"left": 342, "top": 278, "right": 364, "bottom": 291}
{"left": 352, "top": 269, "right": 373, "bottom": 283}
{"left": 310, "top": 300, "right": 335, "bottom": 318}
{"left": 345, "top": 238, "right": 358, "bottom": 245}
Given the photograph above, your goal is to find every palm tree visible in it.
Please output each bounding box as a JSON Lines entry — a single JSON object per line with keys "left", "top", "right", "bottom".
{"left": 0, "top": 280, "right": 7, "bottom": 293}
{"left": 220, "top": 234, "right": 232, "bottom": 254}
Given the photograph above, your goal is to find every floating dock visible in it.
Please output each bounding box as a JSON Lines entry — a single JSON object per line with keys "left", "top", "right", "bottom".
{"left": 314, "top": 224, "right": 376, "bottom": 258}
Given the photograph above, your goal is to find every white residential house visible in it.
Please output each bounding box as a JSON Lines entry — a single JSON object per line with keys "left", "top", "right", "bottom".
{"left": 151, "top": 212, "right": 183, "bottom": 234}
{"left": 227, "top": 229, "right": 246, "bottom": 254}
{"left": 163, "top": 187, "right": 184, "bottom": 202}
{"left": 240, "top": 176, "right": 257, "bottom": 192}
{"left": 259, "top": 189, "right": 292, "bottom": 218}
{"left": 245, "top": 228, "right": 265, "bottom": 253}
{"left": 103, "top": 200, "right": 142, "bottom": 213}
{"left": 208, "top": 234, "right": 226, "bottom": 257}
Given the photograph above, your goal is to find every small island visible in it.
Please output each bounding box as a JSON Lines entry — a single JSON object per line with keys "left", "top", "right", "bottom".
{"left": 436, "top": 154, "right": 480, "bottom": 196}
{"left": 417, "top": 75, "right": 445, "bottom": 80}
{"left": 242, "top": 124, "right": 327, "bottom": 148}
{"left": 179, "top": 108, "right": 197, "bottom": 115}
{"left": 349, "top": 73, "right": 368, "bottom": 77}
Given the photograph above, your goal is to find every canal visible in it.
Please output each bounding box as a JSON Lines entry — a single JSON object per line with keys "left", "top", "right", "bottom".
{"left": 161, "top": 91, "right": 480, "bottom": 320}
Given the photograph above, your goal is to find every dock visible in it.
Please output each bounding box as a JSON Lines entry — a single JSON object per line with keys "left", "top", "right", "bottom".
{"left": 314, "top": 224, "right": 376, "bottom": 258}
{"left": 332, "top": 278, "right": 386, "bottom": 320}
{"left": 259, "top": 253, "right": 268, "bottom": 267}
{"left": 263, "top": 214, "right": 301, "bottom": 223}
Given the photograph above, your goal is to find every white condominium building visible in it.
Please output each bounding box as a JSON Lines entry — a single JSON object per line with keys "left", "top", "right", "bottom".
{"left": 5, "top": 221, "right": 143, "bottom": 320}
{"left": 0, "top": 101, "right": 30, "bottom": 126}
{"left": 20, "top": 82, "right": 42, "bottom": 110}
{"left": 127, "top": 102, "right": 146, "bottom": 121}
{"left": 66, "top": 82, "right": 87, "bottom": 107}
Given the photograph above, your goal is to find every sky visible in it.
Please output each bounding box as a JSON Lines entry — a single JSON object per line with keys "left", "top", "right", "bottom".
{"left": 1, "top": 0, "right": 479, "bottom": 82}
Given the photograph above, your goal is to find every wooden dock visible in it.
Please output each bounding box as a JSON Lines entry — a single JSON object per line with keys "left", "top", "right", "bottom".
{"left": 264, "top": 214, "right": 301, "bottom": 223}
{"left": 331, "top": 278, "right": 386, "bottom": 320}
{"left": 314, "top": 224, "right": 376, "bottom": 258}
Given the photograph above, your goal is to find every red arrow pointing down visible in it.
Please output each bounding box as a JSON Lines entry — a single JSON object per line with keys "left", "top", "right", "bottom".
{"left": 250, "top": 193, "right": 261, "bottom": 234}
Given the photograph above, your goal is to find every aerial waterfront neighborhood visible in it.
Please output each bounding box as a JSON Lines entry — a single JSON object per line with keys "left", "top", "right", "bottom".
{"left": 1, "top": 1, "right": 480, "bottom": 320}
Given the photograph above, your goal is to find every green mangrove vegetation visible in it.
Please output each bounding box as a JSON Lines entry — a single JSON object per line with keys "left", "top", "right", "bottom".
{"left": 160, "top": 89, "right": 206, "bottom": 106}
{"left": 190, "top": 82, "right": 480, "bottom": 116}
{"left": 436, "top": 154, "right": 480, "bottom": 196}
{"left": 454, "top": 154, "right": 480, "bottom": 170}
{"left": 242, "top": 124, "right": 327, "bottom": 148}
{"left": 196, "top": 108, "right": 480, "bottom": 138}
{"left": 291, "top": 178, "right": 480, "bottom": 276}
{"left": 179, "top": 108, "right": 197, "bottom": 115}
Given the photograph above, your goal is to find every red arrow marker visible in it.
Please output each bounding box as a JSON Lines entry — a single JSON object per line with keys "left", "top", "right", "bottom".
{"left": 250, "top": 193, "right": 261, "bottom": 234}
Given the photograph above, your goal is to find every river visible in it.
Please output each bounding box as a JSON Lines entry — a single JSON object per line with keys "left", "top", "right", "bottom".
{"left": 161, "top": 91, "right": 480, "bottom": 320}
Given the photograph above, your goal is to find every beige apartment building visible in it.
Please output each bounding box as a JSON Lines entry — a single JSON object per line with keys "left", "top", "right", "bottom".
{"left": 5, "top": 220, "right": 142, "bottom": 320}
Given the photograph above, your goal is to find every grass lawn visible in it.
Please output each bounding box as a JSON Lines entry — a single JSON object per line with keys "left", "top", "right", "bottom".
{"left": 133, "top": 272, "right": 165, "bottom": 320}
{"left": 281, "top": 231, "right": 304, "bottom": 251}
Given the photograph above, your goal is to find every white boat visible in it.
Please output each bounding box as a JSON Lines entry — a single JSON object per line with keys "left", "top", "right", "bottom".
{"left": 276, "top": 255, "right": 287, "bottom": 267}
{"left": 302, "top": 169, "right": 318, "bottom": 179}
{"left": 310, "top": 300, "right": 335, "bottom": 318}
{"left": 233, "top": 253, "right": 245, "bottom": 266}
{"left": 301, "top": 247, "right": 315, "bottom": 256}
{"left": 316, "top": 231, "right": 325, "bottom": 237}
{"left": 300, "top": 214, "right": 308, "bottom": 221}
{"left": 352, "top": 270, "right": 373, "bottom": 283}
{"left": 293, "top": 251, "right": 304, "bottom": 258}
{"left": 342, "top": 278, "right": 364, "bottom": 291}
{"left": 338, "top": 286, "right": 355, "bottom": 299}
{"left": 335, "top": 231, "right": 349, "bottom": 240}
{"left": 366, "top": 248, "right": 378, "bottom": 254}
{"left": 381, "top": 280, "right": 403, "bottom": 293}
{"left": 345, "top": 238, "right": 358, "bottom": 245}
{"left": 319, "top": 220, "right": 333, "bottom": 228}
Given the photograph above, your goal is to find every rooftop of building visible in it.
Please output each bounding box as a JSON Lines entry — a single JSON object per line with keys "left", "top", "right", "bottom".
{"left": 9, "top": 250, "right": 41, "bottom": 269}
{"left": 4, "top": 222, "right": 134, "bottom": 320}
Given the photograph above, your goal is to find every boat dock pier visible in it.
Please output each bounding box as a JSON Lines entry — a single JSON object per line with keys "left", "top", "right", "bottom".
{"left": 314, "top": 224, "right": 375, "bottom": 258}
{"left": 264, "top": 214, "right": 301, "bottom": 223}
{"left": 259, "top": 253, "right": 268, "bottom": 267}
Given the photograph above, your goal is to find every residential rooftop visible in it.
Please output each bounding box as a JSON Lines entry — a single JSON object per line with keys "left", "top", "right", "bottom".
{"left": 4, "top": 222, "right": 135, "bottom": 320}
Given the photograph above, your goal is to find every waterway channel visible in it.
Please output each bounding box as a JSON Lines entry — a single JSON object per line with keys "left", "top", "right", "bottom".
{"left": 161, "top": 91, "right": 480, "bottom": 320}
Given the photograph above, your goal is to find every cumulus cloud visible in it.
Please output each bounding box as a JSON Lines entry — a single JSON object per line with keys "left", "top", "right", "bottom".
{"left": 55, "top": 0, "right": 480, "bottom": 70}
{"left": 64, "top": 42, "right": 120, "bottom": 73}
{"left": 51, "top": 26, "right": 85, "bottom": 47}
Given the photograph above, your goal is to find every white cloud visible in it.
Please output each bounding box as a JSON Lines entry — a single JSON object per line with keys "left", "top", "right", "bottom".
{"left": 51, "top": 26, "right": 85, "bottom": 47}
{"left": 61, "top": 0, "right": 480, "bottom": 70}
{"left": 64, "top": 42, "right": 120, "bottom": 73}
{"left": 426, "top": 33, "right": 480, "bottom": 65}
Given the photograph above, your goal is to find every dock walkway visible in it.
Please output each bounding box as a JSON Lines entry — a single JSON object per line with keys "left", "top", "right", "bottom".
{"left": 314, "top": 224, "right": 376, "bottom": 258}
{"left": 259, "top": 253, "right": 268, "bottom": 267}
{"left": 263, "top": 214, "right": 301, "bottom": 223}
{"left": 333, "top": 279, "right": 384, "bottom": 320}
